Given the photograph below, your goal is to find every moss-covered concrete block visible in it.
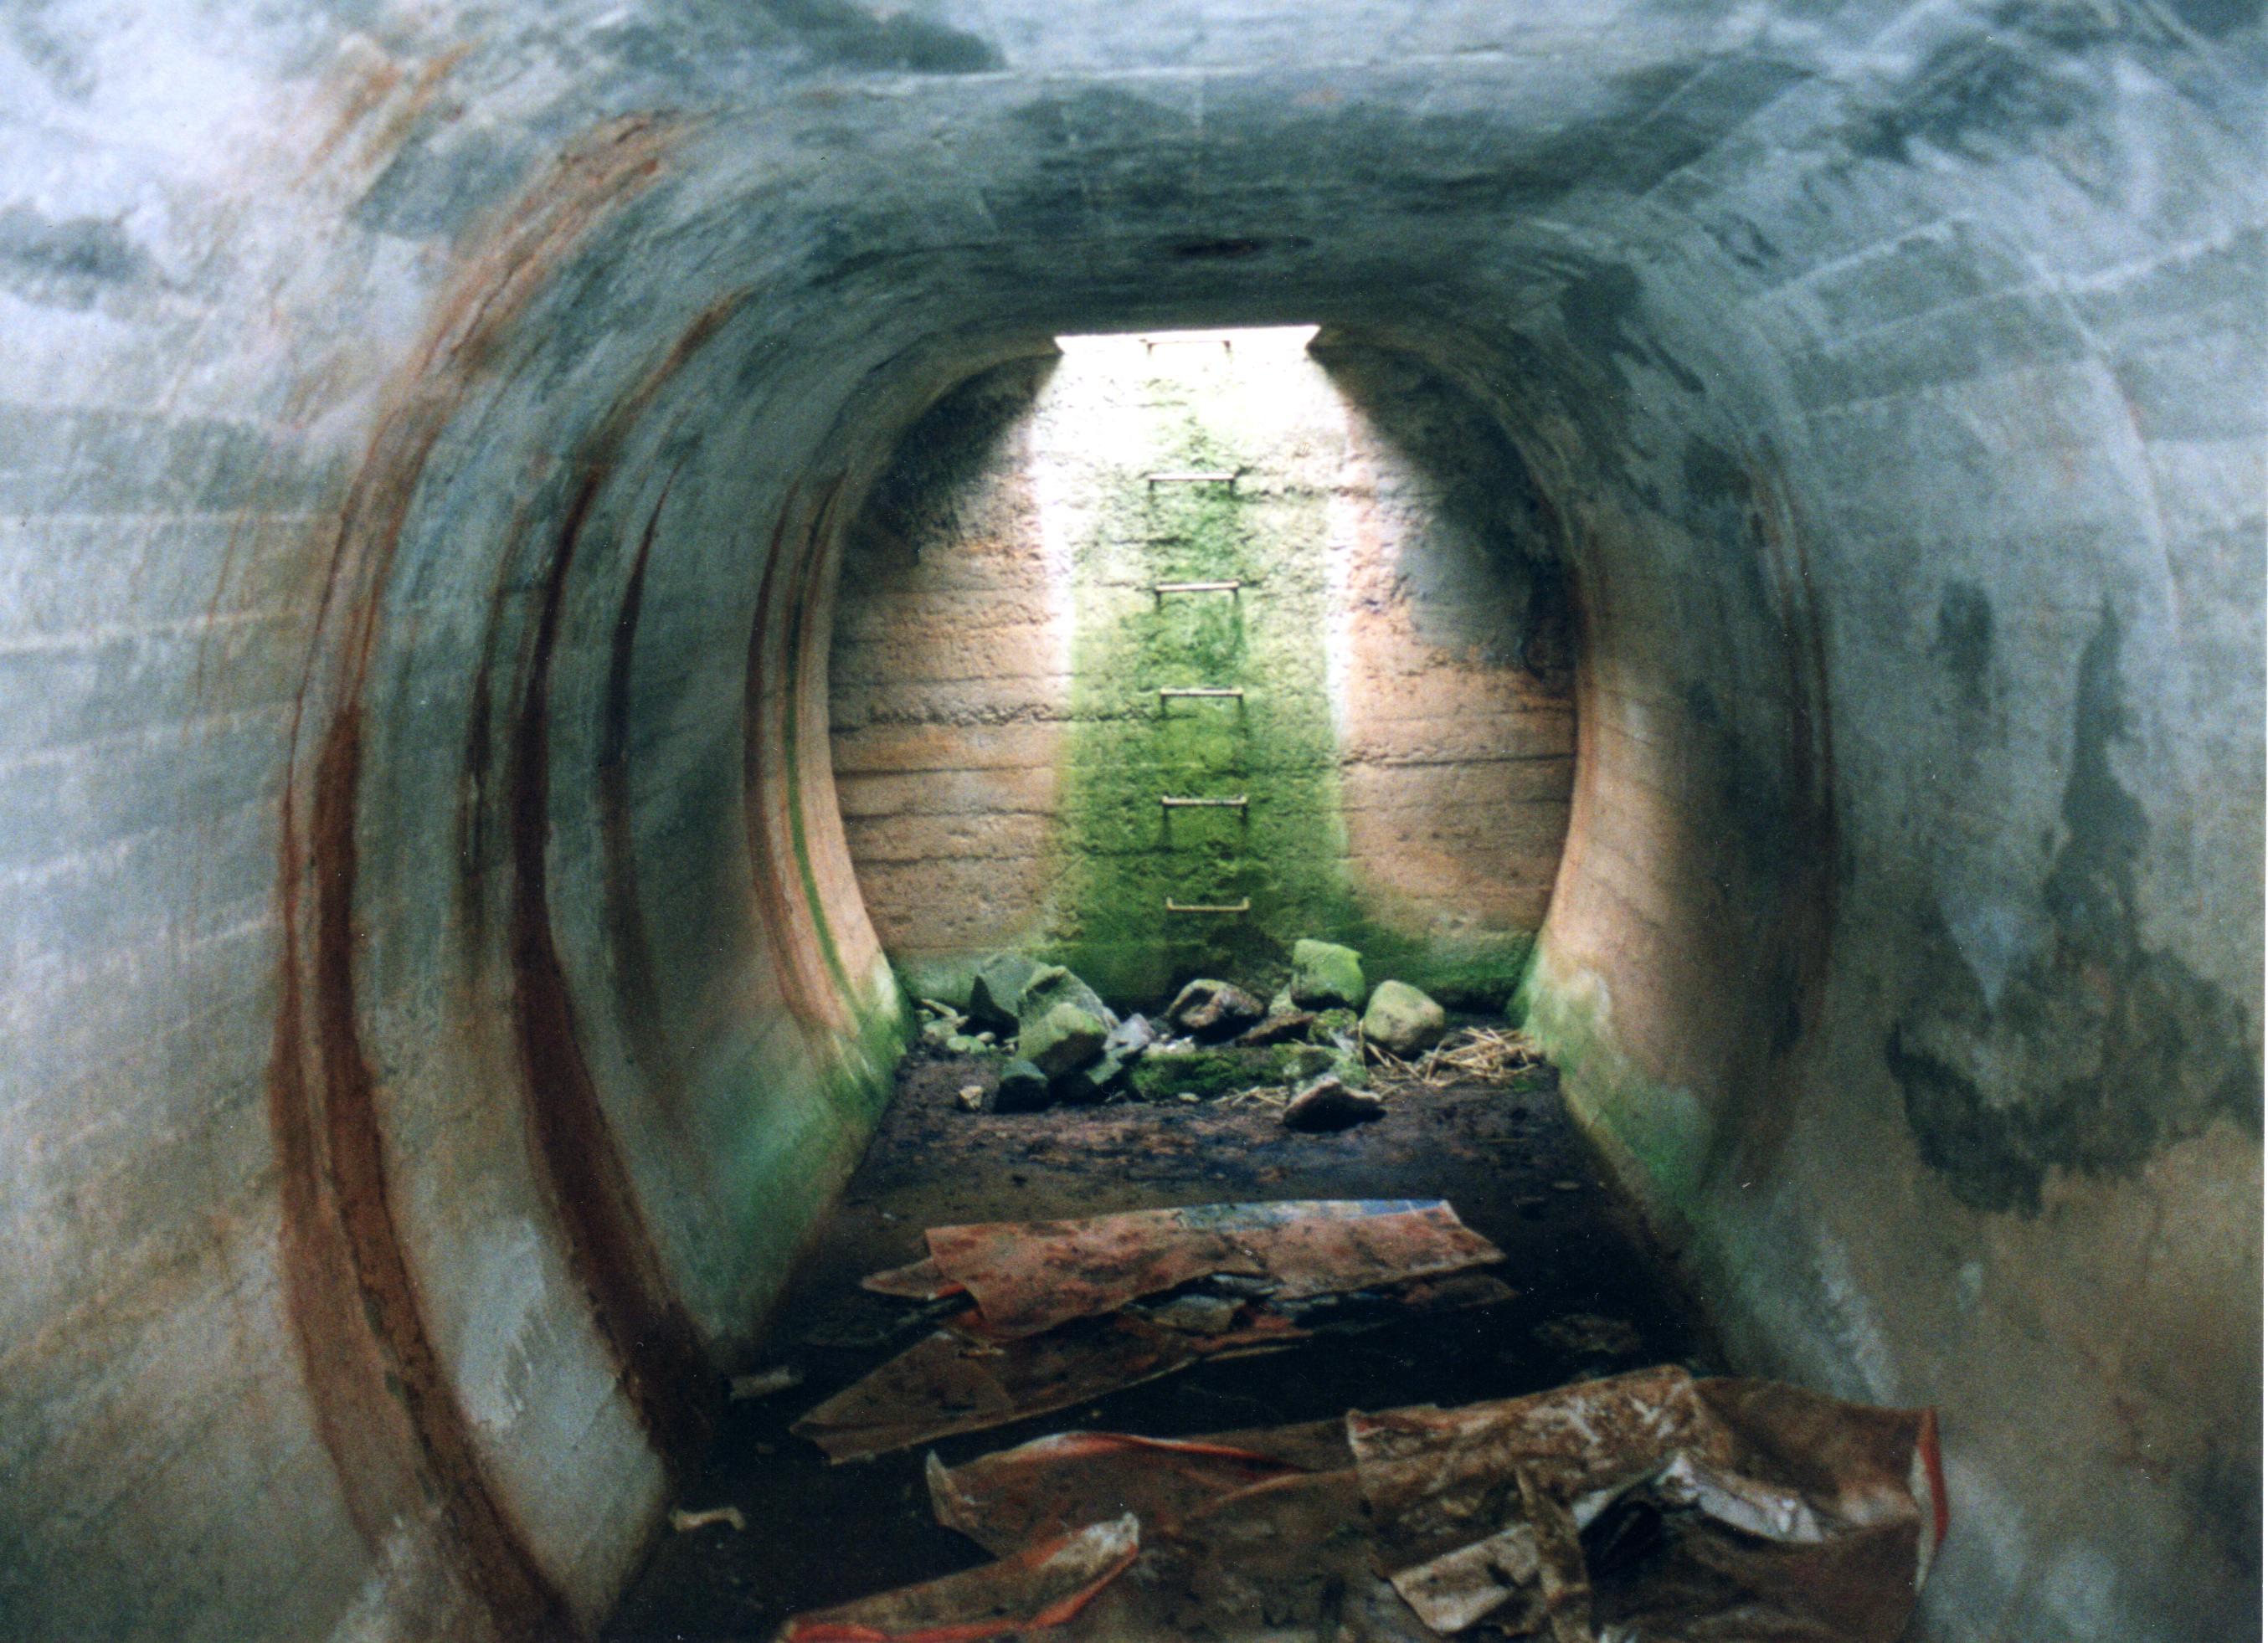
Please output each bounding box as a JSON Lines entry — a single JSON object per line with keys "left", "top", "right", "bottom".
{"left": 1129, "top": 1047, "right": 1261, "bottom": 1102}
{"left": 1290, "top": 938, "right": 1366, "bottom": 1009}
{"left": 1016, "top": 1002, "right": 1109, "bottom": 1076}
{"left": 992, "top": 1059, "right": 1051, "bottom": 1114}
{"left": 1016, "top": 963, "right": 1113, "bottom": 1030}
{"left": 1363, "top": 979, "right": 1447, "bottom": 1055}
{"left": 967, "top": 952, "right": 1043, "bottom": 1035}
{"left": 1052, "top": 1048, "right": 1131, "bottom": 1106}
{"left": 1165, "top": 978, "right": 1265, "bottom": 1040}
{"left": 1268, "top": 1043, "right": 1337, "bottom": 1082}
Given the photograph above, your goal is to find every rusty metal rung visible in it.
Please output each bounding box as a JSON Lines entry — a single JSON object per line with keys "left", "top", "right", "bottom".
{"left": 1160, "top": 795, "right": 1247, "bottom": 809}
{"left": 1146, "top": 471, "right": 1238, "bottom": 485}
{"left": 1151, "top": 579, "right": 1242, "bottom": 599}
{"left": 1166, "top": 898, "right": 1251, "bottom": 914}
{"left": 1158, "top": 686, "right": 1244, "bottom": 700}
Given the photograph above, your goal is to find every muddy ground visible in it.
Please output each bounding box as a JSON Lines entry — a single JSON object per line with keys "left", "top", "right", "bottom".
{"left": 604, "top": 1044, "right": 1719, "bottom": 1641}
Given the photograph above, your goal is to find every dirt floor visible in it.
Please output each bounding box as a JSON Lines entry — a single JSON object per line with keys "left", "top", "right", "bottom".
{"left": 604, "top": 1040, "right": 1720, "bottom": 1642}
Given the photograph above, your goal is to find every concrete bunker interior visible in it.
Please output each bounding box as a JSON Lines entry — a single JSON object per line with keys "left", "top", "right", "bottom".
{"left": 0, "top": 5, "right": 2259, "bottom": 1642}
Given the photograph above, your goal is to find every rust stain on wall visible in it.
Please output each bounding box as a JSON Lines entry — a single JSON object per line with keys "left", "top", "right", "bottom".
{"left": 267, "top": 114, "right": 683, "bottom": 1634}
{"left": 745, "top": 477, "right": 859, "bottom": 1031}
{"left": 597, "top": 481, "right": 681, "bottom": 1116}
{"left": 496, "top": 288, "right": 751, "bottom": 1466}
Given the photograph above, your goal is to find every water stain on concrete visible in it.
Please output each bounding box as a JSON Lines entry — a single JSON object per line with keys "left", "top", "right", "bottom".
{"left": 0, "top": 204, "right": 158, "bottom": 307}
{"left": 1933, "top": 581, "right": 1995, "bottom": 711}
{"left": 1887, "top": 604, "right": 2260, "bottom": 1213}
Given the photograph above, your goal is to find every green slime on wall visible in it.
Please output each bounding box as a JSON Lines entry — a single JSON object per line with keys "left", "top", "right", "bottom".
{"left": 1041, "top": 376, "right": 1533, "bottom": 1009}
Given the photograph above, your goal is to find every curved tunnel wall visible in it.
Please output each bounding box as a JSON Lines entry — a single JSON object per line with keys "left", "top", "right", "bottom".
{"left": 0, "top": 5, "right": 2258, "bottom": 1640}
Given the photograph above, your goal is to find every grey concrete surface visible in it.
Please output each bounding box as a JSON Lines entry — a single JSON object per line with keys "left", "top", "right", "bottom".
{"left": 0, "top": 3, "right": 2257, "bottom": 1640}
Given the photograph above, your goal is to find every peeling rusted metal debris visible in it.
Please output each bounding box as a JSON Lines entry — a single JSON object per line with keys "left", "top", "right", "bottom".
{"left": 777, "top": 1365, "right": 1947, "bottom": 1641}
{"left": 774, "top": 1513, "right": 1139, "bottom": 1642}
{"left": 795, "top": 1200, "right": 1513, "bottom": 1461}
{"left": 860, "top": 1199, "right": 1504, "bottom": 1338}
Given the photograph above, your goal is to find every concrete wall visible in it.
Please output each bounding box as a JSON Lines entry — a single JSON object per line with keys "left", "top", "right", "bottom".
{"left": 0, "top": 3, "right": 2257, "bottom": 1640}
{"left": 831, "top": 331, "right": 1574, "bottom": 1007}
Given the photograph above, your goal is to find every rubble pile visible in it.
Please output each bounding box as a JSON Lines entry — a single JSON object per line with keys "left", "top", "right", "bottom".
{"left": 913, "top": 943, "right": 1508, "bottom": 1129}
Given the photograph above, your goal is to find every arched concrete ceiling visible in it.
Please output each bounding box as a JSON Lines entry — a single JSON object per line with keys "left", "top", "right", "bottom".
{"left": 0, "top": 4, "right": 2258, "bottom": 1640}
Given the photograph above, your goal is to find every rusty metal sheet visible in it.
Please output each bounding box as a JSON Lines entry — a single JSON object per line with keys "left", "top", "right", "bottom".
{"left": 794, "top": 1276, "right": 1515, "bottom": 1463}
{"left": 773, "top": 1513, "right": 1139, "bottom": 1642}
{"left": 793, "top": 1317, "right": 1191, "bottom": 1464}
{"left": 878, "top": 1370, "right": 1945, "bottom": 1640}
{"left": 1350, "top": 1368, "right": 1948, "bottom": 1640}
{"left": 1350, "top": 1364, "right": 1720, "bottom": 1577}
{"left": 928, "top": 1429, "right": 1340, "bottom": 1554}
{"left": 908, "top": 1199, "right": 1504, "bottom": 1339}
{"left": 930, "top": 1442, "right": 1437, "bottom": 1641}
{"left": 859, "top": 1255, "right": 964, "bottom": 1302}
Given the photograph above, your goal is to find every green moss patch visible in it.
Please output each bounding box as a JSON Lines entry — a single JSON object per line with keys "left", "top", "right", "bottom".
{"left": 1129, "top": 1047, "right": 1273, "bottom": 1102}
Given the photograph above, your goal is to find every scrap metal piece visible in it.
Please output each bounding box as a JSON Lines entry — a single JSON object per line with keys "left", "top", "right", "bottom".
{"left": 669, "top": 1505, "right": 746, "bottom": 1533}
{"left": 928, "top": 1430, "right": 1329, "bottom": 1554}
{"left": 773, "top": 1514, "right": 1139, "bottom": 1643}
{"left": 1351, "top": 1368, "right": 1949, "bottom": 1641}
{"left": 728, "top": 1366, "right": 804, "bottom": 1401}
{"left": 893, "top": 1372, "right": 1946, "bottom": 1640}
{"left": 793, "top": 1272, "right": 1514, "bottom": 1463}
{"left": 861, "top": 1255, "right": 964, "bottom": 1302}
{"left": 913, "top": 1199, "right": 1503, "bottom": 1341}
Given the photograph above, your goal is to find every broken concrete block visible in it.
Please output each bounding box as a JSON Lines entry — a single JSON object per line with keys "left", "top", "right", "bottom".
{"left": 1016, "top": 963, "right": 1115, "bottom": 1032}
{"left": 1363, "top": 979, "right": 1448, "bottom": 1056}
{"left": 1289, "top": 938, "right": 1366, "bottom": 1010}
{"left": 1282, "top": 1074, "right": 1385, "bottom": 1132}
{"left": 1268, "top": 1043, "right": 1336, "bottom": 1083}
{"left": 1165, "top": 978, "right": 1266, "bottom": 1042}
{"left": 1103, "top": 1012, "right": 1157, "bottom": 1059}
{"left": 966, "top": 952, "right": 1043, "bottom": 1035}
{"left": 1016, "top": 1004, "right": 1108, "bottom": 1077}
{"left": 1237, "top": 1009, "right": 1318, "bottom": 1047}
{"left": 1052, "top": 1048, "right": 1129, "bottom": 1106}
{"left": 991, "top": 1059, "right": 1052, "bottom": 1113}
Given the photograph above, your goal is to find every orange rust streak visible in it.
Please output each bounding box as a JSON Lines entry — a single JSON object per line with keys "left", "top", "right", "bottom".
{"left": 743, "top": 482, "right": 853, "bottom": 1029}
{"left": 269, "top": 114, "right": 687, "bottom": 1634}
{"left": 500, "top": 288, "right": 754, "bottom": 1469}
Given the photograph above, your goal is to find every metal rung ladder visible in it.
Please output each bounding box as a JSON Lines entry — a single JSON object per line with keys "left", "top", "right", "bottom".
{"left": 1151, "top": 578, "right": 1241, "bottom": 604}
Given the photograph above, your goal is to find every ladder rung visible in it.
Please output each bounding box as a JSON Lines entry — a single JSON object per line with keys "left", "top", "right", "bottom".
{"left": 1146, "top": 471, "right": 1238, "bottom": 485}
{"left": 1160, "top": 795, "right": 1247, "bottom": 809}
{"left": 1158, "top": 687, "right": 1244, "bottom": 700}
{"left": 1151, "top": 579, "right": 1242, "bottom": 598}
{"left": 1165, "top": 898, "right": 1251, "bottom": 914}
